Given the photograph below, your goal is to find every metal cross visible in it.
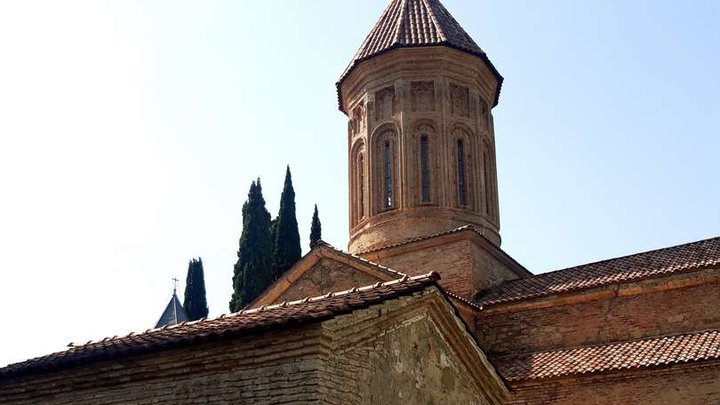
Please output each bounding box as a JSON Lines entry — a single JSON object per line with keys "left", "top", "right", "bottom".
{"left": 172, "top": 277, "right": 179, "bottom": 293}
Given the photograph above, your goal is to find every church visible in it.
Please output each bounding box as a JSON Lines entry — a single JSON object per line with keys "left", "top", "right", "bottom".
{"left": 1, "top": 0, "right": 718, "bottom": 403}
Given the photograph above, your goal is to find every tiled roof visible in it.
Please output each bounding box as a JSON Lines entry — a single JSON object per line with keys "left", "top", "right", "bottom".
{"left": 337, "top": 0, "right": 503, "bottom": 110}
{"left": 476, "top": 236, "right": 720, "bottom": 307}
{"left": 248, "top": 240, "right": 409, "bottom": 308}
{"left": 0, "top": 273, "right": 440, "bottom": 379}
{"left": 494, "top": 329, "right": 720, "bottom": 382}
{"left": 356, "top": 225, "right": 531, "bottom": 277}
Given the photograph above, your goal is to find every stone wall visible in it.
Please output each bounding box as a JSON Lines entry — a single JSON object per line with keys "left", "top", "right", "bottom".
{"left": 319, "top": 290, "right": 506, "bottom": 404}
{"left": 273, "top": 259, "right": 380, "bottom": 303}
{"left": 507, "top": 363, "right": 720, "bottom": 405}
{"left": 476, "top": 271, "right": 720, "bottom": 354}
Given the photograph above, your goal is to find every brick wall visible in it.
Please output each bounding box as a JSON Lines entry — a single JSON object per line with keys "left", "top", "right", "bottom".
{"left": 364, "top": 234, "right": 522, "bottom": 299}
{"left": 0, "top": 289, "right": 505, "bottom": 405}
{"left": 476, "top": 273, "right": 720, "bottom": 354}
{"left": 0, "top": 327, "right": 325, "bottom": 404}
{"left": 507, "top": 362, "right": 720, "bottom": 404}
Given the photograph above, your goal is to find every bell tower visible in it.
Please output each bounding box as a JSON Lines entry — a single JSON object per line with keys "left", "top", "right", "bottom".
{"left": 338, "top": 0, "right": 504, "bottom": 254}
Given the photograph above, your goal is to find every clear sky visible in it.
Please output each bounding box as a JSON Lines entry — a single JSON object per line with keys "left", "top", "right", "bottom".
{"left": 0, "top": 0, "right": 718, "bottom": 367}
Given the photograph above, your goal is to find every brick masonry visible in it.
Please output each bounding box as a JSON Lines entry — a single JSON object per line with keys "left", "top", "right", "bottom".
{"left": 0, "top": 288, "right": 506, "bottom": 405}
{"left": 362, "top": 231, "right": 524, "bottom": 299}
{"left": 476, "top": 270, "right": 720, "bottom": 355}
{"left": 507, "top": 362, "right": 720, "bottom": 405}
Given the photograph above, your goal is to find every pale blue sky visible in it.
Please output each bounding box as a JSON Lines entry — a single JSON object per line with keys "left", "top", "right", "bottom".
{"left": 0, "top": 0, "right": 718, "bottom": 367}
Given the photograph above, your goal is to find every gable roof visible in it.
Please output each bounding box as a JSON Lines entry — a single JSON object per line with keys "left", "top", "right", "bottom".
{"left": 337, "top": 0, "right": 503, "bottom": 110}
{"left": 494, "top": 329, "right": 720, "bottom": 382}
{"left": 0, "top": 273, "right": 440, "bottom": 379}
{"left": 476, "top": 236, "right": 720, "bottom": 307}
{"left": 249, "top": 240, "right": 408, "bottom": 308}
{"left": 154, "top": 291, "right": 188, "bottom": 328}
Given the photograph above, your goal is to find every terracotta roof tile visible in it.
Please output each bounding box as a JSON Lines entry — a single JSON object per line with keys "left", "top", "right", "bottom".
{"left": 494, "top": 329, "right": 720, "bottom": 382}
{"left": 0, "top": 273, "right": 440, "bottom": 379}
{"left": 477, "top": 236, "right": 720, "bottom": 306}
{"left": 337, "top": 0, "right": 503, "bottom": 111}
{"left": 350, "top": 0, "right": 483, "bottom": 64}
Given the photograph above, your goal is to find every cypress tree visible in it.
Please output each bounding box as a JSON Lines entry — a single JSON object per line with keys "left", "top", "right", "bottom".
{"left": 271, "top": 166, "right": 302, "bottom": 280}
{"left": 230, "top": 180, "right": 274, "bottom": 312}
{"left": 310, "top": 204, "right": 322, "bottom": 248}
{"left": 183, "top": 258, "right": 209, "bottom": 321}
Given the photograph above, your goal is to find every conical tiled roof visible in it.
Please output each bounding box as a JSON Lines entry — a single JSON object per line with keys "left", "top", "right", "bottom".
{"left": 155, "top": 291, "right": 189, "bottom": 328}
{"left": 338, "top": 0, "right": 503, "bottom": 109}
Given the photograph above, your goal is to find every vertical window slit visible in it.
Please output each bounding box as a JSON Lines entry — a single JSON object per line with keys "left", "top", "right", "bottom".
{"left": 359, "top": 154, "right": 365, "bottom": 219}
{"left": 384, "top": 141, "right": 393, "bottom": 208}
{"left": 484, "top": 150, "right": 492, "bottom": 216}
{"left": 420, "top": 136, "right": 430, "bottom": 203}
{"left": 458, "top": 140, "right": 467, "bottom": 206}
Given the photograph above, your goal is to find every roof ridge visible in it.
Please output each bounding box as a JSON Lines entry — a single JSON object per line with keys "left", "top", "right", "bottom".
{"left": 355, "top": 224, "right": 473, "bottom": 255}
{"left": 354, "top": 225, "right": 530, "bottom": 277}
{"left": 337, "top": 0, "right": 503, "bottom": 112}
{"left": 68, "top": 272, "right": 440, "bottom": 351}
{"left": 423, "top": 0, "right": 448, "bottom": 42}
{"left": 391, "top": 0, "right": 409, "bottom": 45}
{"left": 317, "top": 240, "right": 408, "bottom": 278}
{"left": 232, "top": 272, "right": 438, "bottom": 317}
{"left": 546, "top": 235, "right": 720, "bottom": 276}
{"left": 477, "top": 235, "right": 720, "bottom": 306}
{"left": 2, "top": 273, "right": 443, "bottom": 378}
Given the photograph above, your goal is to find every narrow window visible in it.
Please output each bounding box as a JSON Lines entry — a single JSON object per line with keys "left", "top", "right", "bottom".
{"left": 420, "top": 136, "right": 430, "bottom": 203}
{"left": 384, "top": 141, "right": 393, "bottom": 208}
{"left": 359, "top": 154, "right": 365, "bottom": 219}
{"left": 484, "top": 149, "right": 492, "bottom": 216}
{"left": 457, "top": 140, "right": 467, "bottom": 206}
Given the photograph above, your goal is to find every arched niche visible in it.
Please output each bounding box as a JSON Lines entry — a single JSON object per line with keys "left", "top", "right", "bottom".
{"left": 410, "top": 120, "right": 440, "bottom": 206}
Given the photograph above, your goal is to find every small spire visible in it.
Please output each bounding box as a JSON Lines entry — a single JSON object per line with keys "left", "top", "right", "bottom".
{"left": 155, "top": 278, "right": 189, "bottom": 328}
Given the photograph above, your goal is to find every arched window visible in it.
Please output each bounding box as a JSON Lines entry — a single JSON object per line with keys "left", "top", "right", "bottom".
{"left": 420, "top": 136, "right": 430, "bottom": 203}
{"left": 483, "top": 140, "right": 494, "bottom": 218}
{"left": 350, "top": 142, "right": 365, "bottom": 226}
{"left": 457, "top": 139, "right": 467, "bottom": 206}
{"left": 483, "top": 150, "right": 491, "bottom": 215}
{"left": 373, "top": 128, "right": 397, "bottom": 213}
{"left": 383, "top": 140, "right": 393, "bottom": 208}
{"left": 358, "top": 153, "right": 365, "bottom": 219}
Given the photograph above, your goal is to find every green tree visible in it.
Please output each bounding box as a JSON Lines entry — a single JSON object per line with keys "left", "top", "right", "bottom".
{"left": 271, "top": 166, "right": 302, "bottom": 280}
{"left": 230, "top": 180, "right": 274, "bottom": 312}
{"left": 183, "top": 258, "right": 209, "bottom": 321}
{"left": 310, "top": 204, "right": 322, "bottom": 248}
